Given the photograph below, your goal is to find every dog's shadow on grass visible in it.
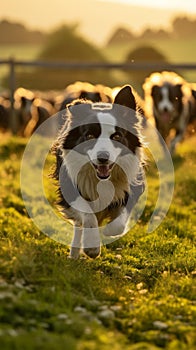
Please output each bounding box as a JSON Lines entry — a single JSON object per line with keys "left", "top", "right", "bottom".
{"left": 0, "top": 137, "right": 26, "bottom": 160}
{"left": 172, "top": 153, "right": 185, "bottom": 170}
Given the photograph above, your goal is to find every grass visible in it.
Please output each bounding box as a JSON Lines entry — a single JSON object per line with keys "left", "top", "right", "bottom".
{"left": 0, "top": 133, "right": 196, "bottom": 349}
{"left": 1, "top": 38, "right": 196, "bottom": 64}
{"left": 0, "top": 44, "right": 43, "bottom": 60}
{"left": 104, "top": 38, "right": 196, "bottom": 64}
{"left": 0, "top": 38, "right": 196, "bottom": 91}
{"left": 103, "top": 38, "right": 196, "bottom": 93}
{"left": 104, "top": 37, "right": 196, "bottom": 82}
{"left": 0, "top": 44, "right": 43, "bottom": 91}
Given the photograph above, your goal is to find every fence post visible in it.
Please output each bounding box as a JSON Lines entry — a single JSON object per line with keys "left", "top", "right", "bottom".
{"left": 9, "top": 58, "right": 18, "bottom": 134}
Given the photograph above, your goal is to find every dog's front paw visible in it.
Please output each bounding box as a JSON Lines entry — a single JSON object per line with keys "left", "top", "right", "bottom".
{"left": 69, "top": 247, "right": 81, "bottom": 259}
{"left": 103, "top": 209, "right": 128, "bottom": 236}
{"left": 83, "top": 247, "right": 100, "bottom": 259}
{"left": 102, "top": 219, "right": 126, "bottom": 237}
{"left": 103, "top": 224, "right": 124, "bottom": 237}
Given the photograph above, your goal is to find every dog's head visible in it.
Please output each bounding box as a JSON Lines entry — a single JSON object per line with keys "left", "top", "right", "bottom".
{"left": 151, "top": 83, "right": 183, "bottom": 123}
{"left": 14, "top": 87, "right": 35, "bottom": 124}
{"left": 143, "top": 71, "right": 189, "bottom": 127}
{"left": 56, "top": 85, "right": 142, "bottom": 184}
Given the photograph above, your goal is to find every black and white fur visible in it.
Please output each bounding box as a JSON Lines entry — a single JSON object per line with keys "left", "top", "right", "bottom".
{"left": 143, "top": 71, "right": 193, "bottom": 153}
{"left": 14, "top": 87, "right": 35, "bottom": 135}
{"left": 58, "top": 81, "right": 112, "bottom": 111}
{"left": 188, "top": 83, "right": 196, "bottom": 135}
{"left": 52, "top": 86, "right": 145, "bottom": 259}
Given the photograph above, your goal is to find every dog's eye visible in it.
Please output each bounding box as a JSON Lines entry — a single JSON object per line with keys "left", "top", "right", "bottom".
{"left": 86, "top": 133, "right": 95, "bottom": 140}
{"left": 111, "top": 132, "right": 122, "bottom": 141}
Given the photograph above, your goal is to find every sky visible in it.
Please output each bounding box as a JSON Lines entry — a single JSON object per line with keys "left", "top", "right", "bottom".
{"left": 99, "top": 0, "right": 196, "bottom": 12}
{"left": 1, "top": 0, "right": 196, "bottom": 45}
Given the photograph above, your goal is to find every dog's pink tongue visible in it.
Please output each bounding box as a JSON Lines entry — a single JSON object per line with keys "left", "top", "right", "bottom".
{"left": 161, "top": 112, "right": 171, "bottom": 122}
{"left": 97, "top": 165, "right": 110, "bottom": 179}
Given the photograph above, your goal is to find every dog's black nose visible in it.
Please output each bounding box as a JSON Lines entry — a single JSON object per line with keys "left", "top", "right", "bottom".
{"left": 97, "top": 151, "right": 110, "bottom": 164}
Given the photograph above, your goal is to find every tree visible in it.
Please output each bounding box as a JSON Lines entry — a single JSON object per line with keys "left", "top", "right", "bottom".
{"left": 0, "top": 19, "right": 45, "bottom": 44}
{"left": 38, "top": 24, "right": 105, "bottom": 62}
{"left": 172, "top": 16, "right": 196, "bottom": 38}
{"left": 140, "top": 28, "right": 169, "bottom": 40}
{"left": 125, "top": 45, "right": 168, "bottom": 95}
{"left": 106, "top": 27, "right": 136, "bottom": 46}
{"left": 12, "top": 24, "right": 117, "bottom": 90}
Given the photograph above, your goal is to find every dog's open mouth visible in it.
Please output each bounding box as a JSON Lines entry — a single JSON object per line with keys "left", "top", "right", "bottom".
{"left": 93, "top": 163, "right": 114, "bottom": 180}
{"left": 161, "top": 112, "right": 173, "bottom": 123}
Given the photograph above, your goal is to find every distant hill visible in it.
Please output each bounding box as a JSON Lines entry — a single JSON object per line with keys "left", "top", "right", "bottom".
{"left": 0, "top": 19, "right": 46, "bottom": 44}
{"left": 38, "top": 24, "right": 105, "bottom": 62}
{"left": 107, "top": 27, "right": 136, "bottom": 45}
{"left": 139, "top": 28, "right": 170, "bottom": 40}
{"left": 126, "top": 45, "right": 168, "bottom": 96}
{"left": 106, "top": 15, "right": 196, "bottom": 46}
{"left": 8, "top": 24, "right": 117, "bottom": 90}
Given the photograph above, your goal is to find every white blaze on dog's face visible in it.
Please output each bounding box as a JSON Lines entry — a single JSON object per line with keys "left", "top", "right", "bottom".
{"left": 158, "top": 86, "right": 174, "bottom": 114}
{"left": 61, "top": 86, "right": 142, "bottom": 183}
{"left": 151, "top": 82, "right": 184, "bottom": 123}
{"left": 87, "top": 112, "right": 122, "bottom": 180}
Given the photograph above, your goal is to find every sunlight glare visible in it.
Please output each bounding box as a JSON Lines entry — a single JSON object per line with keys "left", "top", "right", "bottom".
{"left": 98, "top": 0, "right": 196, "bottom": 12}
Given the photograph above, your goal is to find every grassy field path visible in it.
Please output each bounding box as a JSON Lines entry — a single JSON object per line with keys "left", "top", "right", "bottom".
{"left": 0, "top": 134, "right": 195, "bottom": 349}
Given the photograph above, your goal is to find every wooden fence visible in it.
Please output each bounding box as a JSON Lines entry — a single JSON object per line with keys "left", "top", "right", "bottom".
{"left": 0, "top": 58, "right": 196, "bottom": 133}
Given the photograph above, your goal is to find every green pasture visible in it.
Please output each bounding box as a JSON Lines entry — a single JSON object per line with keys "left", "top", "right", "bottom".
{"left": 0, "top": 38, "right": 196, "bottom": 92}
{"left": 0, "top": 44, "right": 42, "bottom": 60}
{"left": 103, "top": 38, "right": 196, "bottom": 64}
{"left": 0, "top": 133, "right": 195, "bottom": 349}
{"left": 0, "top": 44, "right": 42, "bottom": 90}
{"left": 0, "top": 38, "right": 196, "bottom": 63}
{"left": 103, "top": 38, "right": 196, "bottom": 89}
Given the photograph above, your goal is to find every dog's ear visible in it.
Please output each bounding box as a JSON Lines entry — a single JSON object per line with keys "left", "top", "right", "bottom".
{"left": 151, "top": 85, "right": 160, "bottom": 98}
{"left": 192, "top": 89, "right": 196, "bottom": 100}
{"left": 114, "top": 85, "right": 136, "bottom": 111}
{"left": 67, "top": 100, "right": 92, "bottom": 118}
{"left": 174, "top": 84, "right": 183, "bottom": 98}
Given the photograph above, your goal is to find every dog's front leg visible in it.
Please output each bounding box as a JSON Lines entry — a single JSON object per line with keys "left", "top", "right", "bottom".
{"left": 103, "top": 207, "right": 129, "bottom": 237}
{"left": 103, "top": 173, "right": 145, "bottom": 237}
{"left": 70, "top": 225, "right": 82, "bottom": 259}
{"left": 170, "top": 130, "right": 183, "bottom": 154}
{"left": 82, "top": 214, "right": 100, "bottom": 259}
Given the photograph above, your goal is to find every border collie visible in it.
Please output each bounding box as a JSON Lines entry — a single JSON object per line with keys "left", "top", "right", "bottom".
{"left": 24, "top": 98, "right": 55, "bottom": 137}
{"left": 143, "top": 71, "right": 193, "bottom": 153}
{"left": 188, "top": 83, "right": 196, "bottom": 135}
{"left": 58, "top": 81, "right": 112, "bottom": 111}
{"left": 14, "top": 87, "right": 35, "bottom": 135}
{"left": 52, "top": 85, "right": 145, "bottom": 259}
{"left": 0, "top": 96, "right": 10, "bottom": 131}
